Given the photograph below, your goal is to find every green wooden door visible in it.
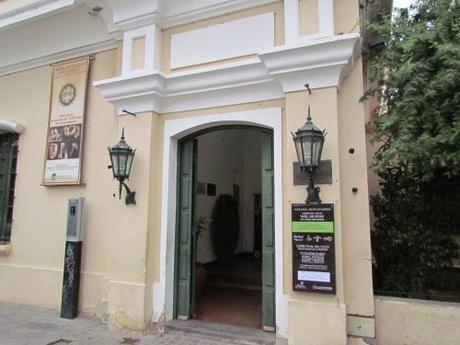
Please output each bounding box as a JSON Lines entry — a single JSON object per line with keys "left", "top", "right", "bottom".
{"left": 174, "top": 139, "right": 197, "bottom": 320}
{"left": 261, "top": 132, "right": 276, "bottom": 331}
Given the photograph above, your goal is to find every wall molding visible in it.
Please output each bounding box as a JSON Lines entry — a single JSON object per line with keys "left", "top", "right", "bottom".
{"left": 0, "top": 39, "right": 117, "bottom": 77}
{"left": 105, "top": 0, "right": 276, "bottom": 33}
{"left": 94, "top": 33, "right": 360, "bottom": 114}
{"left": 162, "top": 0, "right": 275, "bottom": 28}
{"left": 0, "top": 119, "right": 25, "bottom": 134}
{"left": 0, "top": 0, "right": 75, "bottom": 29}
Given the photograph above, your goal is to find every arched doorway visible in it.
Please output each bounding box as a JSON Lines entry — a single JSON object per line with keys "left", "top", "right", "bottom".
{"left": 174, "top": 125, "right": 275, "bottom": 330}
{"left": 156, "top": 108, "right": 287, "bottom": 336}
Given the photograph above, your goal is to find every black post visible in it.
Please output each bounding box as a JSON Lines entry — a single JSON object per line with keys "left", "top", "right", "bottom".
{"left": 60, "top": 198, "right": 84, "bottom": 319}
{"left": 60, "top": 241, "right": 82, "bottom": 319}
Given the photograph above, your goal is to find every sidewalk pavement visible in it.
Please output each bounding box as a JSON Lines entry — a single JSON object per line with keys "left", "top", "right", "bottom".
{"left": 0, "top": 303, "right": 273, "bottom": 345}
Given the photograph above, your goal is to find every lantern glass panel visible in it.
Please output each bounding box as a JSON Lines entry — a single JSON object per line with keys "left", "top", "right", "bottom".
{"left": 108, "top": 149, "right": 116, "bottom": 175}
{"left": 111, "top": 151, "right": 118, "bottom": 176}
{"left": 118, "top": 152, "right": 128, "bottom": 176}
{"left": 311, "top": 136, "right": 324, "bottom": 168}
{"left": 113, "top": 152, "right": 121, "bottom": 177}
{"left": 301, "top": 134, "right": 313, "bottom": 167}
{"left": 293, "top": 137, "right": 304, "bottom": 168}
{"left": 126, "top": 151, "right": 134, "bottom": 178}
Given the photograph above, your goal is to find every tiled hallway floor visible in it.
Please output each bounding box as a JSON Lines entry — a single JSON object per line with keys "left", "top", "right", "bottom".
{"left": 195, "top": 287, "right": 262, "bottom": 329}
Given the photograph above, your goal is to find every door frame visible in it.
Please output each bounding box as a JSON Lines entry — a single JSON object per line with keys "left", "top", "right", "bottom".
{"left": 155, "top": 107, "right": 287, "bottom": 337}
{"left": 174, "top": 125, "right": 274, "bottom": 324}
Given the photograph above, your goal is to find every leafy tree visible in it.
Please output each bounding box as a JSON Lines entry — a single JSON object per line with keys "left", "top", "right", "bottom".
{"left": 366, "top": 0, "right": 460, "bottom": 296}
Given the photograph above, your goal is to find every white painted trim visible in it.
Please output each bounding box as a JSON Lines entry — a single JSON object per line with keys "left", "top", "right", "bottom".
{"left": 0, "top": 120, "right": 25, "bottom": 134}
{"left": 0, "top": 39, "right": 117, "bottom": 77}
{"left": 94, "top": 58, "right": 284, "bottom": 114}
{"left": 318, "top": 0, "right": 335, "bottom": 36}
{"left": 160, "top": 0, "right": 276, "bottom": 29}
{"left": 284, "top": 0, "right": 299, "bottom": 45}
{"left": 121, "top": 25, "right": 160, "bottom": 77}
{"left": 94, "top": 34, "right": 360, "bottom": 114}
{"left": 0, "top": 0, "right": 75, "bottom": 29}
{"left": 0, "top": 244, "right": 12, "bottom": 256}
{"left": 104, "top": 0, "right": 276, "bottom": 34}
{"left": 284, "top": 0, "right": 334, "bottom": 44}
{"left": 154, "top": 107, "right": 288, "bottom": 338}
{"left": 170, "top": 12, "right": 274, "bottom": 69}
{"left": 259, "top": 33, "right": 360, "bottom": 92}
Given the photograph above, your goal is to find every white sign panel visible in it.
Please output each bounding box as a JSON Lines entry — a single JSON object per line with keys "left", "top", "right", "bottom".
{"left": 171, "top": 12, "right": 275, "bottom": 69}
{"left": 298, "top": 271, "right": 331, "bottom": 283}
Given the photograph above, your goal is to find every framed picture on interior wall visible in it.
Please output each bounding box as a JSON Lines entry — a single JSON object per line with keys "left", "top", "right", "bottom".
{"left": 207, "top": 183, "right": 216, "bottom": 196}
{"left": 197, "top": 182, "right": 206, "bottom": 195}
{"left": 233, "top": 184, "right": 240, "bottom": 206}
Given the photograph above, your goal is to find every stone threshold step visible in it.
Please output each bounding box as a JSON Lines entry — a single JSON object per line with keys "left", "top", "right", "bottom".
{"left": 165, "top": 319, "right": 275, "bottom": 345}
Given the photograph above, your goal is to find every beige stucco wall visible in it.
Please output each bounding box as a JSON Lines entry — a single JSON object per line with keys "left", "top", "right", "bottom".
{"left": 375, "top": 296, "right": 460, "bottom": 345}
{"left": 283, "top": 63, "right": 374, "bottom": 343}
{"left": 0, "top": 50, "right": 118, "bottom": 316}
{"left": 0, "top": 49, "right": 161, "bottom": 330}
{"left": 299, "top": 0, "right": 319, "bottom": 36}
{"left": 106, "top": 111, "right": 159, "bottom": 329}
{"left": 334, "top": 0, "right": 360, "bottom": 35}
{"left": 337, "top": 58, "right": 374, "bottom": 317}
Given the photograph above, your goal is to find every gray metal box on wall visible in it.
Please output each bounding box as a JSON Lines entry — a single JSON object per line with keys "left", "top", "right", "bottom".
{"left": 66, "top": 198, "right": 84, "bottom": 242}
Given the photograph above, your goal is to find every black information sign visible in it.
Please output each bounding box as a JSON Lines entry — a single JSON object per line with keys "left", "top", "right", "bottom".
{"left": 292, "top": 203, "right": 335, "bottom": 294}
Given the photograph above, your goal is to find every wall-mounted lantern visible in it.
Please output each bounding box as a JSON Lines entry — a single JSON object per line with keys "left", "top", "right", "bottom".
{"left": 108, "top": 128, "right": 136, "bottom": 205}
{"left": 291, "top": 106, "right": 327, "bottom": 204}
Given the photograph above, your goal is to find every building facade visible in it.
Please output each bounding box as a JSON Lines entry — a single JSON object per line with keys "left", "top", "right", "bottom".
{"left": 1, "top": 1, "right": 458, "bottom": 344}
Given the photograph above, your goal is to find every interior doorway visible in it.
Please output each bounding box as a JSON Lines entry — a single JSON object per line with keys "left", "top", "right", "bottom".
{"left": 174, "top": 126, "right": 275, "bottom": 331}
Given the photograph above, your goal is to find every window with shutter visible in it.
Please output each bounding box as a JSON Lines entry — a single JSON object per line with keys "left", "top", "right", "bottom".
{"left": 0, "top": 132, "right": 18, "bottom": 244}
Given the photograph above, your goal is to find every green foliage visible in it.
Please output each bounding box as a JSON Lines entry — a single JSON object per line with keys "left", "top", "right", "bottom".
{"left": 367, "top": 0, "right": 460, "bottom": 180}
{"left": 371, "top": 170, "right": 458, "bottom": 294}
{"left": 367, "top": 0, "right": 460, "bottom": 296}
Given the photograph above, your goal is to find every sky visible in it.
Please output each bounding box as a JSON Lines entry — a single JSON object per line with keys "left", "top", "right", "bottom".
{"left": 393, "top": 0, "right": 416, "bottom": 8}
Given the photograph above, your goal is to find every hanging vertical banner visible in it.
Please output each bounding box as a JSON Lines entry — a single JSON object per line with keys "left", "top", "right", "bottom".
{"left": 292, "top": 203, "right": 336, "bottom": 294}
{"left": 43, "top": 57, "right": 90, "bottom": 185}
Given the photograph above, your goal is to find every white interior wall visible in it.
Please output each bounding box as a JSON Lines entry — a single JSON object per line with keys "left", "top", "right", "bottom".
{"left": 239, "top": 130, "right": 263, "bottom": 253}
{"left": 195, "top": 129, "right": 262, "bottom": 263}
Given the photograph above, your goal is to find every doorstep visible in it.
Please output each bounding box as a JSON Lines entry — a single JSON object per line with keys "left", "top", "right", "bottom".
{"left": 166, "top": 319, "right": 276, "bottom": 345}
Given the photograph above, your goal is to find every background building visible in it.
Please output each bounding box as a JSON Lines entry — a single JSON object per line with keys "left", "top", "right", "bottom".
{"left": 0, "top": 1, "right": 458, "bottom": 344}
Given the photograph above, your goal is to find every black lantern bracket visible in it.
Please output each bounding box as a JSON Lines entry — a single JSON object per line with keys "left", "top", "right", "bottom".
{"left": 120, "top": 180, "right": 136, "bottom": 205}
{"left": 108, "top": 128, "right": 137, "bottom": 205}
{"left": 305, "top": 169, "right": 321, "bottom": 204}
{"left": 122, "top": 109, "right": 137, "bottom": 117}
{"left": 106, "top": 172, "right": 137, "bottom": 205}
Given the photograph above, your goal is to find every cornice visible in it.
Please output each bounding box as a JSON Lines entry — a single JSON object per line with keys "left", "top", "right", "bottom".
{"left": 103, "top": 0, "right": 276, "bottom": 33}
{"left": 259, "top": 33, "right": 361, "bottom": 92}
{"left": 94, "top": 34, "right": 361, "bottom": 114}
{"left": 0, "top": 39, "right": 117, "bottom": 77}
{"left": 94, "top": 58, "right": 283, "bottom": 114}
{"left": 0, "top": 0, "right": 75, "bottom": 29}
{"left": 160, "top": 0, "right": 276, "bottom": 29}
